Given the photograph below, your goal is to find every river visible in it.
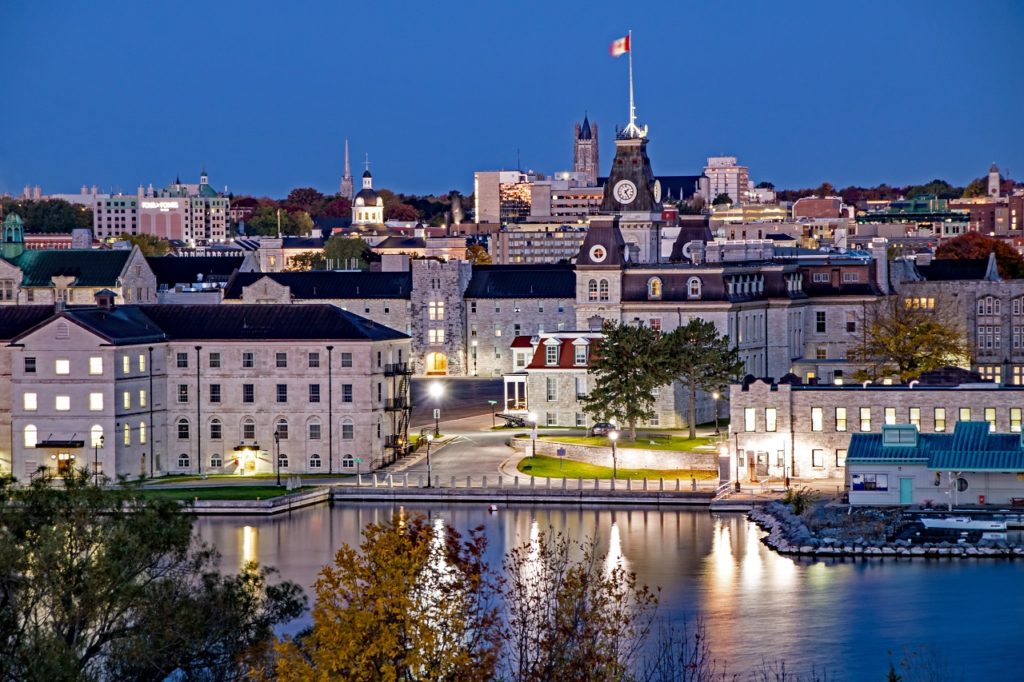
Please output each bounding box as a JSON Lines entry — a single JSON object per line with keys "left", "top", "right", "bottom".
{"left": 194, "top": 503, "right": 1022, "bottom": 680}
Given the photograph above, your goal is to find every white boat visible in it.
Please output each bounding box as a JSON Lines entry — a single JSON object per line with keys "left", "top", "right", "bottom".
{"left": 488, "top": 504, "right": 498, "bottom": 513}
{"left": 921, "top": 516, "right": 1007, "bottom": 540}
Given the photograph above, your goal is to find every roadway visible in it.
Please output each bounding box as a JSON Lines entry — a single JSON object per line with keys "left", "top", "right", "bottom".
{"left": 409, "top": 377, "right": 503, "bottom": 427}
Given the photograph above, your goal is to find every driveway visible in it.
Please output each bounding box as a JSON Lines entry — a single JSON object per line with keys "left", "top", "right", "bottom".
{"left": 410, "top": 377, "right": 502, "bottom": 427}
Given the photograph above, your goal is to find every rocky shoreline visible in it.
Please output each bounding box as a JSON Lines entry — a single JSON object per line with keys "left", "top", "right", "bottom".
{"left": 749, "top": 502, "right": 1024, "bottom": 559}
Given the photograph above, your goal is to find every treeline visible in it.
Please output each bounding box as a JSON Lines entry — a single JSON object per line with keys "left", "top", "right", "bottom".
{"left": 773, "top": 176, "right": 1009, "bottom": 204}
{"left": 0, "top": 197, "right": 93, "bottom": 233}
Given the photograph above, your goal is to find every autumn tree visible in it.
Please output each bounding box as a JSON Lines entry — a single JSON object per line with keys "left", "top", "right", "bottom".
{"left": 501, "top": 530, "right": 658, "bottom": 682}
{"left": 466, "top": 243, "right": 492, "bottom": 264}
{"left": 581, "top": 320, "right": 670, "bottom": 441}
{"left": 935, "top": 231, "right": 1024, "bottom": 279}
{"left": 286, "top": 251, "right": 327, "bottom": 271}
{"left": 273, "top": 513, "right": 501, "bottom": 682}
{"left": 320, "top": 196, "right": 352, "bottom": 218}
{"left": 283, "top": 187, "right": 327, "bottom": 216}
{"left": 962, "top": 177, "right": 988, "bottom": 198}
{"left": 387, "top": 203, "right": 420, "bottom": 221}
{"left": 662, "top": 319, "right": 744, "bottom": 438}
{"left": 847, "top": 296, "right": 969, "bottom": 383}
{"left": 116, "top": 232, "right": 170, "bottom": 256}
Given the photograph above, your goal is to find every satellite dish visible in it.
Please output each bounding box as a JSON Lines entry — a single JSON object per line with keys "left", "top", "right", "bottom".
{"left": 653, "top": 179, "right": 662, "bottom": 203}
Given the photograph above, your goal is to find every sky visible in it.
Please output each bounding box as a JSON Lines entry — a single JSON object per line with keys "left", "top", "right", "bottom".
{"left": 2, "top": 0, "right": 1022, "bottom": 198}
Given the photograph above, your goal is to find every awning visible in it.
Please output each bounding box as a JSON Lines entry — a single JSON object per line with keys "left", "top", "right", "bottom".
{"left": 36, "top": 440, "right": 85, "bottom": 448}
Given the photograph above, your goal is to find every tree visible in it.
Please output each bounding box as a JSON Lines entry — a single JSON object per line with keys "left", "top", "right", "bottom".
{"left": 387, "top": 203, "right": 420, "bottom": 222}
{"left": 711, "top": 193, "right": 732, "bottom": 207}
{"left": 501, "top": 530, "right": 658, "bottom": 682}
{"left": 320, "top": 196, "right": 352, "bottom": 218}
{"left": 0, "top": 470, "right": 304, "bottom": 681}
{"left": 662, "top": 319, "right": 744, "bottom": 438}
{"left": 935, "top": 231, "right": 1024, "bottom": 279}
{"left": 466, "top": 244, "right": 491, "bottom": 264}
{"left": 755, "top": 181, "right": 775, "bottom": 189}
{"left": 116, "top": 232, "right": 170, "bottom": 256}
{"left": 0, "top": 198, "right": 92, "bottom": 233}
{"left": 284, "top": 187, "right": 327, "bottom": 216}
{"left": 581, "top": 321, "right": 669, "bottom": 441}
{"left": 904, "top": 179, "right": 961, "bottom": 200}
{"left": 847, "top": 296, "right": 969, "bottom": 383}
{"left": 324, "top": 235, "right": 370, "bottom": 269}
{"left": 286, "top": 251, "right": 327, "bottom": 271}
{"left": 273, "top": 513, "right": 501, "bottom": 682}
{"left": 962, "top": 177, "right": 988, "bottom": 198}
{"left": 245, "top": 207, "right": 314, "bottom": 236}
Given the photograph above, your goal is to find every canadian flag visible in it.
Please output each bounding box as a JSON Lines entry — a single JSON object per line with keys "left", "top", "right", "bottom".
{"left": 609, "top": 34, "right": 630, "bottom": 57}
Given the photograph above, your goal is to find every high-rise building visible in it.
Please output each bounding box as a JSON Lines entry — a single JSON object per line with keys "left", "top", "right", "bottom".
{"left": 704, "top": 156, "right": 750, "bottom": 206}
{"left": 573, "top": 114, "right": 599, "bottom": 187}
{"left": 340, "top": 139, "right": 354, "bottom": 200}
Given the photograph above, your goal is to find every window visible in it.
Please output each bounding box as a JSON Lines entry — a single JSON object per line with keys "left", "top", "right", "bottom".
{"left": 90, "top": 424, "right": 103, "bottom": 448}
{"left": 934, "top": 408, "right": 947, "bottom": 432}
{"left": 851, "top": 473, "right": 888, "bottom": 491}
{"left": 275, "top": 419, "right": 289, "bottom": 440}
{"left": 959, "top": 407, "right": 971, "bottom": 423}
{"left": 276, "top": 352, "right": 288, "bottom": 368}
{"left": 278, "top": 453, "right": 289, "bottom": 468}
{"left": 176, "top": 352, "right": 189, "bottom": 369}
{"left": 985, "top": 407, "right": 996, "bottom": 431}
{"left": 309, "top": 384, "right": 321, "bottom": 403}
{"left": 687, "top": 277, "right": 702, "bottom": 299}
{"left": 909, "top": 408, "right": 921, "bottom": 429}
{"left": 766, "top": 407, "right": 777, "bottom": 432}
{"left": 243, "top": 384, "right": 254, "bottom": 403}
{"left": 177, "top": 419, "right": 190, "bottom": 440}
{"left": 812, "top": 449, "right": 824, "bottom": 468}
{"left": 836, "top": 449, "right": 847, "bottom": 467}
{"left": 209, "top": 384, "right": 221, "bottom": 403}
{"left": 55, "top": 395, "right": 70, "bottom": 411}
{"left": 138, "top": 354, "right": 146, "bottom": 372}
{"left": 342, "top": 384, "right": 352, "bottom": 403}
{"left": 23, "top": 392, "right": 37, "bottom": 411}
{"left": 574, "top": 345, "right": 587, "bottom": 365}
{"left": 24, "top": 425, "right": 37, "bottom": 448}
{"left": 55, "top": 359, "right": 70, "bottom": 375}
{"left": 341, "top": 352, "right": 353, "bottom": 368}
{"left": 812, "top": 272, "right": 830, "bottom": 283}
{"left": 744, "top": 407, "right": 756, "bottom": 432}
{"left": 210, "top": 419, "right": 222, "bottom": 440}
{"left": 513, "top": 323, "right": 522, "bottom": 336}
{"left": 546, "top": 377, "right": 557, "bottom": 402}
{"left": 242, "top": 419, "right": 256, "bottom": 440}
{"left": 835, "top": 407, "right": 847, "bottom": 432}
{"left": 1013, "top": 408, "right": 1022, "bottom": 433}
{"left": 428, "top": 329, "right": 445, "bottom": 344}
{"left": 275, "top": 384, "right": 287, "bottom": 403}
{"left": 139, "top": 389, "right": 146, "bottom": 408}
{"left": 309, "top": 422, "right": 322, "bottom": 440}
{"left": 309, "top": 454, "right": 322, "bottom": 469}
{"left": 123, "top": 423, "right": 131, "bottom": 446}
{"left": 341, "top": 419, "right": 354, "bottom": 440}
{"left": 815, "top": 311, "right": 826, "bottom": 334}
{"left": 428, "top": 301, "right": 445, "bottom": 320}
{"left": 588, "top": 279, "right": 598, "bottom": 301}
{"left": 815, "top": 347, "right": 827, "bottom": 360}
{"left": 811, "top": 407, "right": 823, "bottom": 432}
{"left": 884, "top": 407, "right": 896, "bottom": 425}
{"left": 860, "top": 407, "right": 872, "bottom": 432}
{"left": 177, "top": 384, "right": 189, "bottom": 403}
{"left": 492, "top": 324, "right": 501, "bottom": 338}
{"left": 308, "top": 352, "right": 320, "bottom": 368}
{"left": 546, "top": 344, "right": 558, "bottom": 366}
{"left": 647, "top": 277, "right": 662, "bottom": 300}
{"left": 649, "top": 318, "right": 662, "bottom": 332}
{"left": 242, "top": 352, "right": 254, "bottom": 369}
{"left": 599, "top": 279, "right": 609, "bottom": 301}
{"left": 24, "top": 357, "right": 36, "bottom": 374}
{"left": 89, "top": 392, "right": 103, "bottom": 411}
{"left": 177, "top": 454, "right": 190, "bottom": 469}
{"left": 121, "top": 391, "right": 131, "bottom": 410}
{"left": 122, "top": 355, "right": 130, "bottom": 374}
{"left": 209, "top": 352, "right": 221, "bottom": 368}
{"left": 89, "top": 356, "right": 103, "bottom": 375}
{"left": 845, "top": 311, "right": 857, "bottom": 334}
{"left": 210, "top": 454, "right": 222, "bottom": 468}
{"left": 342, "top": 454, "right": 355, "bottom": 469}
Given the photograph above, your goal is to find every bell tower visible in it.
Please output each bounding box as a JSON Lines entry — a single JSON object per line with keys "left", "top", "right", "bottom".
{"left": 573, "top": 114, "right": 599, "bottom": 187}
{"left": 2, "top": 213, "right": 25, "bottom": 260}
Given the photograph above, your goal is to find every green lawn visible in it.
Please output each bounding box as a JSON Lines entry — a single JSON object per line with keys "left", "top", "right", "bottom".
{"left": 146, "top": 473, "right": 351, "bottom": 485}
{"left": 139, "top": 486, "right": 307, "bottom": 501}
{"left": 536, "top": 435, "right": 714, "bottom": 451}
{"left": 517, "top": 455, "right": 716, "bottom": 481}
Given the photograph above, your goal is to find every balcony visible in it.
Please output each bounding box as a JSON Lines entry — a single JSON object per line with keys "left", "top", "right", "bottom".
{"left": 384, "top": 362, "right": 413, "bottom": 376}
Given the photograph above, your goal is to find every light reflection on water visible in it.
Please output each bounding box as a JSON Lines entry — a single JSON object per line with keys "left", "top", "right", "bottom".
{"left": 194, "top": 503, "right": 1024, "bottom": 681}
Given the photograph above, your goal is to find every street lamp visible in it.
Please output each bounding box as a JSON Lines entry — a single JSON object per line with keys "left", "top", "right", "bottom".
{"left": 428, "top": 381, "right": 444, "bottom": 438}
{"left": 609, "top": 430, "right": 619, "bottom": 479}
{"left": 425, "top": 433, "right": 435, "bottom": 488}
{"left": 712, "top": 391, "right": 721, "bottom": 436}
{"left": 273, "top": 429, "right": 281, "bottom": 487}
{"left": 94, "top": 434, "right": 105, "bottom": 486}
{"left": 527, "top": 411, "right": 538, "bottom": 458}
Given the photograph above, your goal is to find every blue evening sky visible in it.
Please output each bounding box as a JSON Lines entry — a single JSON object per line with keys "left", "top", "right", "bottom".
{"left": 2, "top": 0, "right": 1022, "bottom": 198}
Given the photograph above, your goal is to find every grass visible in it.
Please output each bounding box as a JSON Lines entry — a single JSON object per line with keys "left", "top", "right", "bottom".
{"left": 146, "top": 473, "right": 352, "bottom": 485}
{"left": 536, "top": 435, "right": 715, "bottom": 451}
{"left": 517, "top": 456, "right": 716, "bottom": 481}
{"left": 139, "top": 486, "right": 310, "bottom": 501}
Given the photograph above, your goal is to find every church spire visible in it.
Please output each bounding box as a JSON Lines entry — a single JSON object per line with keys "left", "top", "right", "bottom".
{"left": 340, "top": 139, "right": 354, "bottom": 199}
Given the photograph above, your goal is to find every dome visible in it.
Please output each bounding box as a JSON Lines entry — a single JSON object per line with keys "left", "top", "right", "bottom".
{"left": 362, "top": 170, "right": 372, "bottom": 178}
{"left": 355, "top": 197, "right": 364, "bottom": 206}
{"left": 355, "top": 188, "right": 381, "bottom": 206}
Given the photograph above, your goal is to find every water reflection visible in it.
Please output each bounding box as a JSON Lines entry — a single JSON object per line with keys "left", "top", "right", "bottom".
{"left": 194, "top": 504, "right": 1024, "bottom": 680}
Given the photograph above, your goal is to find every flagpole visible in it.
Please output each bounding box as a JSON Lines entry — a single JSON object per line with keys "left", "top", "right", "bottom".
{"left": 627, "top": 29, "right": 635, "bottom": 132}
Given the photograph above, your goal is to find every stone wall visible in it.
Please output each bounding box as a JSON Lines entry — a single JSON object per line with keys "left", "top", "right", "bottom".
{"left": 515, "top": 436, "right": 717, "bottom": 471}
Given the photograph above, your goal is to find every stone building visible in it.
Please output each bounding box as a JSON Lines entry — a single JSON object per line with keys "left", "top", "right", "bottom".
{"left": 573, "top": 114, "right": 599, "bottom": 187}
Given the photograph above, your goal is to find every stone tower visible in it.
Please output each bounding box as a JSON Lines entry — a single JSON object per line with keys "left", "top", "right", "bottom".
{"left": 598, "top": 127, "right": 663, "bottom": 264}
{"left": 340, "top": 139, "right": 354, "bottom": 200}
{"left": 989, "top": 162, "right": 1001, "bottom": 198}
{"left": 573, "top": 114, "right": 599, "bottom": 187}
{"left": 410, "top": 259, "right": 473, "bottom": 376}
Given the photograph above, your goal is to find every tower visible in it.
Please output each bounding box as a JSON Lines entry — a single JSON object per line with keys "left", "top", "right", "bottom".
{"left": 2, "top": 213, "right": 25, "bottom": 260}
{"left": 989, "top": 162, "right": 1001, "bottom": 198}
{"left": 340, "top": 139, "right": 354, "bottom": 200}
{"left": 573, "top": 114, "right": 599, "bottom": 187}
{"left": 351, "top": 156, "right": 384, "bottom": 225}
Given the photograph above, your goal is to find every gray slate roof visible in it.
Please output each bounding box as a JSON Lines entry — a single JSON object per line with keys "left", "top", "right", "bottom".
{"left": 223, "top": 271, "right": 412, "bottom": 300}
{"left": 464, "top": 264, "right": 576, "bottom": 298}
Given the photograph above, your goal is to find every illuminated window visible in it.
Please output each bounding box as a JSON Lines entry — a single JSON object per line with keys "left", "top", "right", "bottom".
{"left": 765, "top": 408, "right": 777, "bottom": 432}
{"left": 55, "top": 395, "right": 70, "bottom": 412}
{"left": 835, "top": 407, "right": 847, "bottom": 432}
{"left": 811, "top": 407, "right": 823, "bottom": 432}
{"left": 89, "top": 392, "right": 103, "bottom": 411}
{"left": 860, "top": 407, "right": 872, "bottom": 432}
{"left": 959, "top": 407, "right": 971, "bottom": 423}
{"left": 88, "top": 356, "right": 103, "bottom": 375}
{"left": 910, "top": 408, "right": 921, "bottom": 429}
{"left": 985, "top": 407, "right": 996, "bottom": 431}
{"left": 884, "top": 407, "right": 896, "bottom": 425}
{"left": 90, "top": 425, "right": 103, "bottom": 448}
{"left": 744, "top": 408, "right": 755, "bottom": 432}
{"left": 647, "top": 278, "right": 662, "bottom": 300}
{"left": 23, "top": 392, "right": 37, "bottom": 411}
{"left": 55, "top": 359, "right": 70, "bottom": 375}
{"left": 24, "top": 425, "right": 37, "bottom": 448}
{"left": 934, "top": 408, "right": 946, "bottom": 432}
{"left": 139, "top": 422, "right": 146, "bottom": 444}
{"left": 1012, "top": 408, "right": 1022, "bottom": 433}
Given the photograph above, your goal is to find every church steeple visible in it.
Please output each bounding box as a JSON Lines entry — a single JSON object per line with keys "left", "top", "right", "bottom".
{"left": 340, "top": 139, "right": 354, "bottom": 199}
{"left": 573, "top": 113, "right": 599, "bottom": 187}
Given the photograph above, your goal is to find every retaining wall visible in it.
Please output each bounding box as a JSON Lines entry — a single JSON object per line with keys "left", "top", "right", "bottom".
{"left": 514, "top": 436, "right": 717, "bottom": 471}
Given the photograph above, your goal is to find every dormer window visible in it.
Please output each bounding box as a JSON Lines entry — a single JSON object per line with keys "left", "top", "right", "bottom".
{"left": 647, "top": 277, "right": 662, "bottom": 300}
{"left": 573, "top": 340, "right": 589, "bottom": 366}
{"left": 545, "top": 342, "right": 559, "bottom": 366}
{"left": 687, "top": 277, "right": 702, "bottom": 299}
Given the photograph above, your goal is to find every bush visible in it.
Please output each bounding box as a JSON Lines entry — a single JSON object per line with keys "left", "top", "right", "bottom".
{"left": 782, "top": 486, "right": 817, "bottom": 516}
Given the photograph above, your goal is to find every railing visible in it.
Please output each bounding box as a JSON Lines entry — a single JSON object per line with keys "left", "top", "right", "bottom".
{"left": 385, "top": 397, "right": 409, "bottom": 410}
{"left": 384, "top": 362, "right": 413, "bottom": 376}
{"left": 340, "top": 473, "right": 720, "bottom": 494}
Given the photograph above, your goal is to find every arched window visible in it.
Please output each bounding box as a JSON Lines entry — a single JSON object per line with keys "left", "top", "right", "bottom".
{"left": 90, "top": 424, "right": 103, "bottom": 448}
{"left": 341, "top": 418, "right": 354, "bottom": 440}
{"left": 210, "top": 418, "right": 222, "bottom": 440}
{"left": 210, "top": 454, "right": 223, "bottom": 468}
{"left": 139, "top": 421, "right": 146, "bottom": 445}
{"left": 647, "top": 277, "right": 662, "bottom": 300}
{"left": 123, "top": 423, "right": 131, "bottom": 446}
{"left": 176, "top": 418, "right": 189, "bottom": 440}
{"left": 177, "top": 453, "right": 190, "bottom": 469}
{"left": 24, "top": 425, "right": 37, "bottom": 448}
{"left": 588, "top": 279, "right": 598, "bottom": 301}
{"left": 309, "top": 453, "right": 322, "bottom": 469}
{"left": 275, "top": 418, "right": 288, "bottom": 440}
{"left": 599, "top": 279, "right": 609, "bottom": 301}
{"left": 687, "top": 277, "right": 702, "bottom": 299}
{"left": 308, "top": 420, "right": 322, "bottom": 440}
{"left": 342, "top": 454, "right": 355, "bottom": 469}
{"left": 278, "top": 453, "right": 289, "bottom": 468}
{"left": 242, "top": 418, "right": 256, "bottom": 441}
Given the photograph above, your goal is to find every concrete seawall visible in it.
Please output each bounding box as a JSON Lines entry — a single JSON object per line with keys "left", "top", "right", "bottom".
{"left": 331, "top": 486, "right": 715, "bottom": 506}
{"left": 178, "top": 487, "right": 331, "bottom": 516}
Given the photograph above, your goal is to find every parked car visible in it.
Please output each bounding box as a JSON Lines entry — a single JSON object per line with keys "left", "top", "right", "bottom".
{"left": 589, "top": 422, "right": 617, "bottom": 437}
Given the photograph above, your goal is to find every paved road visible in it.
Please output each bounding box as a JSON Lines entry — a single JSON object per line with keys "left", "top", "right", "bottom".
{"left": 409, "top": 378, "right": 502, "bottom": 428}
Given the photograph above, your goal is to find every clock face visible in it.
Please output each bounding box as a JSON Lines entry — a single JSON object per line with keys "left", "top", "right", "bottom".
{"left": 613, "top": 180, "right": 637, "bottom": 205}
{"left": 589, "top": 245, "right": 607, "bottom": 263}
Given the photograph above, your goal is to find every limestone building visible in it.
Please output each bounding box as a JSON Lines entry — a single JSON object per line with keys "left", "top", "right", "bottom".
{"left": 352, "top": 164, "right": 384, "bottom": 226}
{"left": 573, "top": 114, "right": 599, "bottom": 187}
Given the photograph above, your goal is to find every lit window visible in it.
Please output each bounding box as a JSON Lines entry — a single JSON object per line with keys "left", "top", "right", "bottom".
{"left": 765, "top": 407, "right": 777, "bottom": 432}
{"left": 860, "top": 407, "right": 872, "bottom": 432}
{"left": 985, "top": 408, "right": 996, "bottom": 432}
{"left": 24, "top": 424, "right": 37, "bottom": 448}
{"left": 23, "top": 392, "right": 37, "bottom": 411}
{"left": 647, "top": 277, "right": 662, "bottom": 300}
{"left": 835, "top": 407, "right": 847, "bottom": 432}
{"left": 139, "top": 389, "right": 146, "bottom": 408}
{"left": 811, "top": 407, "right": 823, "bottom": 432}
{"left": 934, "top": 408, "right": 946, "bottom": 432}
{"left": 139, "top": 422, "right": 146, "bottom": 444}
{"left": 1012, "top": 408, "right": 1022, "bottom": 433}
{"left": 89, "top": 392, "right": 103, "bottom": 411}
{"left": 55, "top": 359, "right": 70, "bottom": 375}
{"left": 90, "top": 425, "right": 103, "bottom": 448}
{"left": 88, "top": 357, "right": 103, "bottom": 375}
{"left": 909, "top": 408, "right": 921, "bottom": 429}
{"left": 123, "top": 423, "right": 131, "bottom": 446}
{"left": 884, "top": 407, "right": 896, "bottom": 425}
{"left": 959, "top": 407, "right": 971, "bottom": 423}
{"left": 744, "top": 407, "right": 756, "bottom": 432}
{"left": 138, "top": 354, "right": 146, "bottom": 372}
{"left": 55, "top": 395, "right": 70, "bottom": 411}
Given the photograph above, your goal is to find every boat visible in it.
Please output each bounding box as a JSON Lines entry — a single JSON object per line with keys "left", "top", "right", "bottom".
{"left": 920, "top": 516, "right": 1007, "bottom": 540}
{"left": 488, "top": 504, "right": 498, "bottom": 513}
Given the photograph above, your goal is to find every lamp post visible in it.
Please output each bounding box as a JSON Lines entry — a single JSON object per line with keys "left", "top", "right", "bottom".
{"left": 273, "top": 429, "right": 281, "bottom": 487}
{"left": 94, "top": 434, "right": 104, "bottom": 486}
{"left": 609, "top": 430, "right": 619, "bottom": 479}
{"left": 528, "top": 411, "right": 538, "bottom": 458}
{"left": 428, "top": 381, "right": 444, "bottom": 438}
{"left": 488, "top": 399, "right": 498, "bottom": 428}
{"left": 712, "top": 391, "right": 721, "bottom": 436}
{"left": 425, "top": 433, "right": 434, "bottom": 488}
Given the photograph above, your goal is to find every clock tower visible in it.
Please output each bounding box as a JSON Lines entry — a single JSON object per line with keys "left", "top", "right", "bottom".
{"left": 598, "top": 129, "right": 663, "bottom": 264}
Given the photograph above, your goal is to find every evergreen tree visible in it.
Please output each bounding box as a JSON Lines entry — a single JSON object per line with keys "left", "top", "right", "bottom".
{"left": 662, "top": 319, "right": 744, "bottom": 439}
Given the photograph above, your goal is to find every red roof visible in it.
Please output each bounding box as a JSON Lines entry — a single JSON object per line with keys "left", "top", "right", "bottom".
{"left": 510, "top": 335, "right": 534, "bottom": 348}
{"left": 526, "top": 337, "right": 591, "bottom": 370}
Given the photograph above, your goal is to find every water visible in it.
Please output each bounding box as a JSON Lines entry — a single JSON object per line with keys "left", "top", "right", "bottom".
{"left": 194, "top": 504, "right": 1023, "bottom": 680}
